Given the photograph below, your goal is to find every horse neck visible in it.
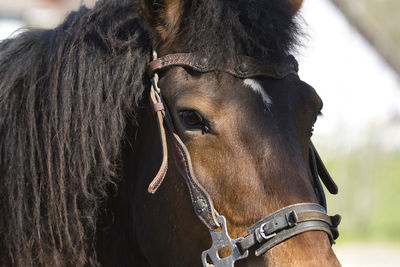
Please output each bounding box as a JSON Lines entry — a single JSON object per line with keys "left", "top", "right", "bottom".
{"left": 95, "top": 108, "right": 153, "bottom": 266}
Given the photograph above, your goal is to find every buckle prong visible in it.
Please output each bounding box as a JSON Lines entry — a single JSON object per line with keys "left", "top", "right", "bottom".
{"left": 259, "top": 223, "right": 277, "bottom": 240}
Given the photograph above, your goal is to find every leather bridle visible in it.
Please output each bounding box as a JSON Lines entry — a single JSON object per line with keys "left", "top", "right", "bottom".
{"left": 146, "top": 51, "right": 341, "bottom": 267}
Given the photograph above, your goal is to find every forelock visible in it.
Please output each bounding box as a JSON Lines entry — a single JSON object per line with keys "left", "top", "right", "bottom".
{"left": 175, "top": 0, "right": 302, "bottom": 64}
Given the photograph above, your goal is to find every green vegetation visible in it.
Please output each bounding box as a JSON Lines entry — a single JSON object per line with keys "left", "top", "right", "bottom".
{"left": 325, "top": 148, "right": 400, "bottom": 243}
{"left": 325, "top": 1, "right": 400, "bottom": 243}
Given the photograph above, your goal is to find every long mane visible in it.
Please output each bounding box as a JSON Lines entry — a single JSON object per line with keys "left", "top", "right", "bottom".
{"left": 0, "top": 0, "right": 300, "bottom": 265}
{"left": 0, "top": 0, "right": 149, "bottom": 265}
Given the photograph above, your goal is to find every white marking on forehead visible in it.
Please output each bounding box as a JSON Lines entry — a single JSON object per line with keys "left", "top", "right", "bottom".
{"left": 243, "top": 79, "right": 272, "bottom": 107}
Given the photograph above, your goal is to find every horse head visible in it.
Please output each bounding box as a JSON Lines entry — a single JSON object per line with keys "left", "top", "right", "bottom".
{"left": 0, "top": 0, "right": 340, "bottom": 265}
{"left": 130, "top": 0, "right": 341, "bottom": 266}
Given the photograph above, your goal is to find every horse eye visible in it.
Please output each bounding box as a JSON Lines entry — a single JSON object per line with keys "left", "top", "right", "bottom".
{"left": 179, "top": 110, "right": 212, "bottom": 133}
{"left": 179, "top": 110, "right": 204, "bottom": 127}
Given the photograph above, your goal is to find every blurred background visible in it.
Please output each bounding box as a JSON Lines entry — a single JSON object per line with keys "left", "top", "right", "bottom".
{"left": 298, "top": 1, "right": 400, "bottom": 266}
{"left": 1, "top": 0, "right": 399, "bottom": 266}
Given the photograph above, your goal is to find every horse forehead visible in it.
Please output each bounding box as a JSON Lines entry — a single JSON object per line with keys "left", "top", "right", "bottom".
{"left": 163, "top": 70, "right": 276, "bottom": 109}
{"left": 243, "top": 79, "right": 273, "bottom": 107}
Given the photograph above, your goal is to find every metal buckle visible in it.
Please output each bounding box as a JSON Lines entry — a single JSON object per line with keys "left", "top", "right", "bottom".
{"left": 259, "top": 223, "right": 277, "bottom": 240}
{"left": 201, "top": 214, "right": 249, "bottom": 267}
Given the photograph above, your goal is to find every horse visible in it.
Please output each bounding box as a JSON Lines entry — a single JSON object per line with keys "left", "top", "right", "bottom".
{"left": 0, "top": 0, "right": 341, "bottom": 266}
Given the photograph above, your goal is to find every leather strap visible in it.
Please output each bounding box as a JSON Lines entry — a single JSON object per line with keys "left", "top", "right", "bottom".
{"left": 237, "top": 203, "right": 340, "bottom": 256}
{"left": 147, "top": 75, "right": 169, "bottom": 194}
{"left": 310, "top": 142, "right": 338, "bottom": 194}
{"left": 255, "top": 221, "right": 333, "bottom": 256}
{"left": 148, "top": 53, "right": 299, "bottom": 79}
{"left": 309, "top": 144, "right": 327, "bottom": 208}
{"left": 147, "top": 70, "right": 220, "bottom": 229}
{"left": 165, "top": 117, "right": 220, "bottom": 229}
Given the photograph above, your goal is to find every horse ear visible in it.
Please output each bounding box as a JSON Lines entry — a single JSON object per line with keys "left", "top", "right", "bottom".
{"left": 290, "top": 0, "right": 303, "bottom": 15}
{"left": 137, "top": 0, "right": 185, "bottom": 48}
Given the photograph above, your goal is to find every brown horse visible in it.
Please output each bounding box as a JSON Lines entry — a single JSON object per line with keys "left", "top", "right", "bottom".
{"left": 0, "top": 0, "right": 340, "bottom": 266}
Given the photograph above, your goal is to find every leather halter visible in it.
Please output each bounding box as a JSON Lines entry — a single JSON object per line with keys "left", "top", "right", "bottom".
{"left": 146, "top": 52, "right": 340, "bottom": 266}
{"left": 148, "top": 53, "right": 299, "bottom": 79}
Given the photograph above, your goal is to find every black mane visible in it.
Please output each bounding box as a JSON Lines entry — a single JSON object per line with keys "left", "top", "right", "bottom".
{"left": 174, "top": 0, "right": 300, "bottom": 63}
{"left": 0, "top": 0, "right": 301, "bottom": 265}
{"left": 0, "top": 0, "right": 149, "bottom": 265}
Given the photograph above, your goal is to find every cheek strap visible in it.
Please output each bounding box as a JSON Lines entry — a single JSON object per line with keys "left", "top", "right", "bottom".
{"left": 147, "top": 67, "right": 220, "bottom": 230}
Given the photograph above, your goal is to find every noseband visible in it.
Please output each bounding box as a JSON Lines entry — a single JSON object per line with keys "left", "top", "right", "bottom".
{"left": 146, "top": 51, "right": 341, "bottom": 267}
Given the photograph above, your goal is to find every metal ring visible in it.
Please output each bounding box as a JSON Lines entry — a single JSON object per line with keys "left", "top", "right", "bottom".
{"left": 151, "top": 75, "right": 161, "bottom": 94}
{"left": 259, "top": 223, "right": 277, "bottom": 240}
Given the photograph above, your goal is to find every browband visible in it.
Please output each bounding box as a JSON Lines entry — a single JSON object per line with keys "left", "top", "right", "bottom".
{"left": 148, "top": 53, "right": 299, "bottom": 79}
